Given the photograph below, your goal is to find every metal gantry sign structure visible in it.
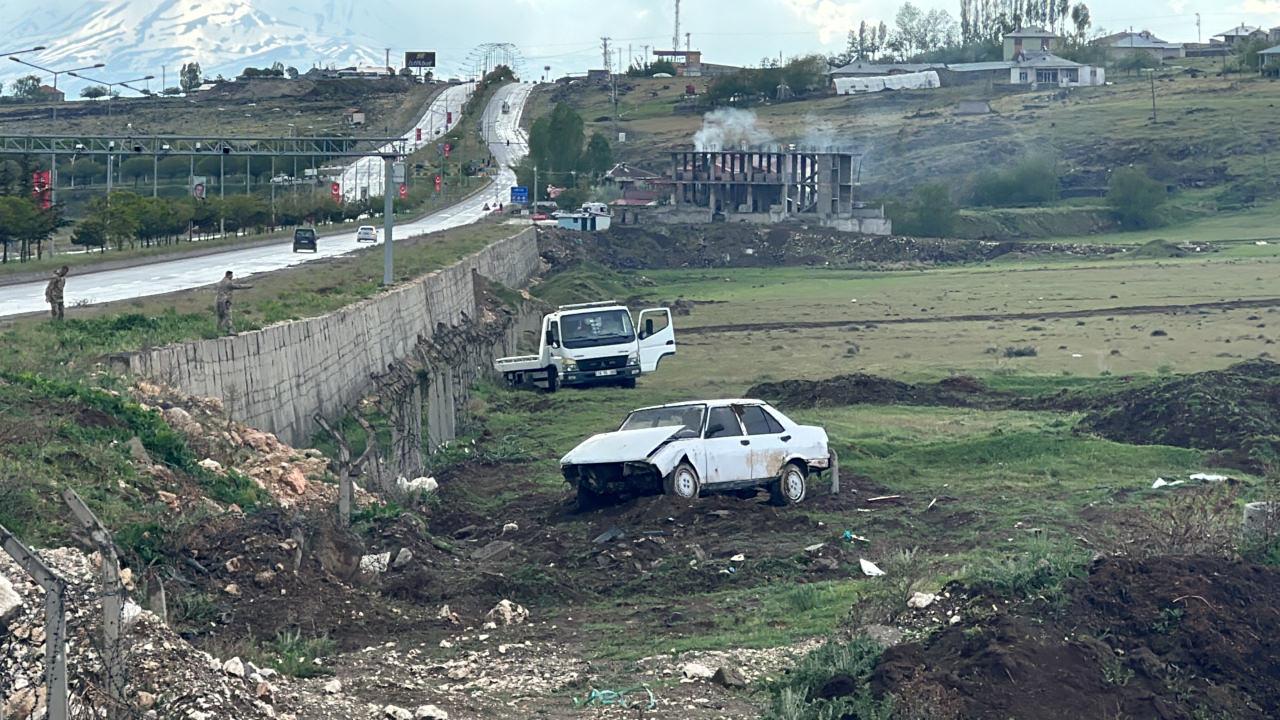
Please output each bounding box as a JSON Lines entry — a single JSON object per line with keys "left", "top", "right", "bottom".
{"left": 0, "top": 134, "right": 408, "bottom": 157}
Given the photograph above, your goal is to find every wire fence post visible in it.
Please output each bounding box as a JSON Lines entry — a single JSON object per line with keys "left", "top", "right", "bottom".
{"left": 829, "top": 448, "right": 840, "bottom": 495}
{"left": 0, "top": 523, "right": 69, "bottom": 720}
{"left": 62, "top": 489, "right": 126, "bottom": 720}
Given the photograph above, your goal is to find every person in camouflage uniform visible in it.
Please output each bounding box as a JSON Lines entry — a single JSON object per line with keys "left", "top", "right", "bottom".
{"left": 45, "top": 265, "right": 69, "bottom": 320}
{"left": 215, "top": 270, "right": 253, "bottom": 335}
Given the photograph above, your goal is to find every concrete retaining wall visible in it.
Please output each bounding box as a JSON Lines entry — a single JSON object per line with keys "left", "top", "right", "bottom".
{"left": 116, "top": 227, "right": 539, "bottom": 446}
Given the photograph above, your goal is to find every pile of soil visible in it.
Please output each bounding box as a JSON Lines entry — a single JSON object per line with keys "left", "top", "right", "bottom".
{"left": 1130, "top": 238, "right": 1190, "bottom": 258}
{"left": 748, "top": 374, "right": 1010, "bottom": 410}
{"left": 1076, "top": 359, "right": 1280, "bottom": 473}
{"left": 863, "top": 556, "right": 1280, "bottom": 719}
{"left": 751, "top": 360, "right": 1280, "bottom": 473}
{"left": 538, "top": 225, "right": 1122, "bottom": 271}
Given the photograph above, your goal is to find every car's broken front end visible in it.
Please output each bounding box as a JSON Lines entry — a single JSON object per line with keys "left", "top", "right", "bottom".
{"left": 562, "top": 461, "right": 664, "bottom": 506}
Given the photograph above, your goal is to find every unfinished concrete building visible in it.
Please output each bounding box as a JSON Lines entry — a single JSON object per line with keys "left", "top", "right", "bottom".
{"left": 659, "top": 150, "right": 890, "bottom": 234}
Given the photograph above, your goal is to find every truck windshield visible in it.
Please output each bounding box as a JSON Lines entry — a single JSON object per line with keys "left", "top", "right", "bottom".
{"left": 561, "top": 309, "right": 635, "bottom": 349}
{"left": 620, "top": 405, "right": 705, "bottom": 436}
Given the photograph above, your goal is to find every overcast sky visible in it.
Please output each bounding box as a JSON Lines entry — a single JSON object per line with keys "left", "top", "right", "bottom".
{"left": 7, "top": 0, "right": 1280, "bottom": 81}
{"left": 436, "top": 0, "right": 1280, "bottom": 76}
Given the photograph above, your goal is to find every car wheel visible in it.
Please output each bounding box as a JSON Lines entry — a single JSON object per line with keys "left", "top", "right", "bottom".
{"left": 770, "top": 462, "right": 807, "bottom": 506}
{"left": 663, "top": 461, "right": 701, "bottom": 500}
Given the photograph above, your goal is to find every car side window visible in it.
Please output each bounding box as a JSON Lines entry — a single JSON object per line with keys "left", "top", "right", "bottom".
{"left": 739, "top": 405, "right": 781, "bottom": 435}
{"left": 761, "top": 407, "right": 786, "bottom": 434}
{"left": 705, "top": 407, "right": 742, "bottom": 438}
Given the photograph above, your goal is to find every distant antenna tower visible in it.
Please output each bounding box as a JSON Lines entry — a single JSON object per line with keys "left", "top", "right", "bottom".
{"left": 672, "top": 0, "right": 680, "bottom": 51}
{"left": 1195, "top": 13, "right": 1201, "bottom": 43}
{"left": 601, "top": 37, "right": 611, "bottom": 70}
{"left": 686, "top": 32, "right": 691, "bottom": 51}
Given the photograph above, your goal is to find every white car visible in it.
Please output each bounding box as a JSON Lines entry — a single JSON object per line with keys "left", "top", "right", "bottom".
{"left": 560, "top": 399, "right": 831, "bottom": 509}
{"left": 355, "top": 225, "right": 377, "bottom": 243}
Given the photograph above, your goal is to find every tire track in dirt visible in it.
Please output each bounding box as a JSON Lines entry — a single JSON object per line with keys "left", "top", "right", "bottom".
{"left": 682, "top": 297, "right": 1280, "bottom": 335}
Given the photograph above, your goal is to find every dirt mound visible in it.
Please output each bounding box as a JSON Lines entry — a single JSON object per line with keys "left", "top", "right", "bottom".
{"left": 748, "top": 374, "right": 1008, "bottom": 409}
{"left": 1076, "top": 359, "right": 1280, "bottom": 473}
{"left": 1131, "top": 238, "right": 1189, "bottom": 258}
{"left": 538, "top": 225, "right": 1122, "bottom": 271}
{"left": 865, "top": 556, "right": 1280, "bottom": 719}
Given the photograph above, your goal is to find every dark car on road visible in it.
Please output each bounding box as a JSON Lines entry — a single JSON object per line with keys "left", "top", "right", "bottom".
{"left": 292, "top": 228, "right": 318, "bottom": 253}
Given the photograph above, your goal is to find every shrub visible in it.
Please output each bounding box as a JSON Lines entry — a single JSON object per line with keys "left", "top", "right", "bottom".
{"left": 1107, "top": 167, "right": 1167, "bottom": 230}
{"left": 969, "top": 157, "right": 1060, "bottom": 207}
{"left": 764, "top": 638, "right": 892, "bottom": 720}
{"left": 1003, "top": 346, "right": 1038, "bottom": 358}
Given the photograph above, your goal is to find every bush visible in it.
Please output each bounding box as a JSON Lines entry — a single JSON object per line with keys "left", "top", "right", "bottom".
{"left": 764, "top": 638, "right": 892, "bottom": 720}
{"left": 1003, "top": 345, "right": 1038, "bottom": 358}
{"left": 969, "top": 157, "right": 1060, "bottom": 207}
{"left": 962, "top": 535, "right": 1088, "bottom": 606}
{"left": 1107, "top": 167, "right": 1166, "bottom": 230}
{"left": 889, "top": 183, "right": 957, "bottom": 237}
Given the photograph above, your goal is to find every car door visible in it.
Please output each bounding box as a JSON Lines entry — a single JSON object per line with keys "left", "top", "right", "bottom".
{"left": 699, "top": 406, "right": 752, "bottom": 486}
{"left": 737, "top": 404, "right": 789, "bottom": 480}
{"left": 637, "top": 308, "right": 675, "bottom": 372}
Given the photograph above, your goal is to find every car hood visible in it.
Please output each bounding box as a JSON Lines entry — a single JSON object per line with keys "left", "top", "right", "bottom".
{"left": 560, "top": 425, "right": 685, "bottom": 465}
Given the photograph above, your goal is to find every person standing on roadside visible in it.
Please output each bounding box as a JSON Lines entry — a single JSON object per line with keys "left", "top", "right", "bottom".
{"left": 215, "top": 270, "right": 253, "bottom": 335}
{"left": 45, "top": 265, "right": 69, "bottom": 320}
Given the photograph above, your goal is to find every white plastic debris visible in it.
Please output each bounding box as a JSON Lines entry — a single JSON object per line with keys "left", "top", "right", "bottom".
{"left": 859, "top": 558, "right": 886, "bottom": 577}
{"left": 1255, "top": 240, "right": 1269, "bottom": 246}
{"left": 1152, "top": 478, "right": 1185, "bottom": 489}
{"left": 397, "top": 476, "right": 438, "bottom": 494}
{"left": 729, "top": 553, "right": 745, "bottom": 563}
{"left": 359, "top": 552, "right": 391, "bottom": 574}
{"left": 1071, "top": 353, "right": 1083, "bottom": 358}
{"left": 1190, "top": 473, "right": 1228, "bottom": 482}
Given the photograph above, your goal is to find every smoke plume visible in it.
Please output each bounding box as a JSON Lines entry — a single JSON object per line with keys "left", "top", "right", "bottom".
{"left": 693, "top": 108, "right": 774, "bottom": 151}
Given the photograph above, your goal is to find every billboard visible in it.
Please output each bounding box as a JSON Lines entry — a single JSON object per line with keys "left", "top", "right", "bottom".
{"left": 405, "top": 51, "right": 436, "bottom": 69}
{"left": 31, "top": 171, "right": 51, "bottom": 209}
{"left": 331, "top": 182, "right": 341, "bottom": 203}
{"left": 398, "top": 183, "right": 408, "bottom": 199}
{"left": 510, "top": 186, "right": 529, "bottom": 204}
{"left": 191, "top": 176, "right": 207, "bottom": 200}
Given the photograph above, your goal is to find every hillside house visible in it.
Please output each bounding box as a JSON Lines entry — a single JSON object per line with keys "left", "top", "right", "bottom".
{"left": 604, "top": 163, "right": 661, "bottom": 207}
{"left": 1010, "top": 52, "right": 1104, "bottom": 86}
{"left": 344, "top": 107, "right": 366, "bottom": 126}
{"left": 829, "top": 61, "right": 944, "bottom": 78}
{"left": 1004, "top": 27, "right": 1058, "bottom": 60}
{"left": 1260, "top": 45, "right": 1280, "bottom": 74}
{"left": 1098, "top": 31, "right": 1185, "bottom": 62}
{"left": 1216, "top": 25, "right": 1267, "bottom": 46}
{"left": 34, "top": 85, "right": 65, "bottom": 102}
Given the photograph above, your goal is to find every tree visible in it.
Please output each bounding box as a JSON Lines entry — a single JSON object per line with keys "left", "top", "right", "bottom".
{"left": 286, "top": 66, "right": 299, "bottom": 79}
{"left": 180, "top": 62, "right": 203, "bottom": 92}
{"left": 0, "top": 196, "right": 47, "bottom": 262}
{"left": 161, "top": 86, "right": 183, "bottom": 96}
{"left": 583, "top": 132, "right": 613, "bottom": 176}
{"left": 1070, "top": 3, "right": 1091, "bottom": 41}
{"left": 80, "top": 85, "right": 108, "bottom": 100}
{"left": 120, "top": 157, "right": 153, "bottom": 185}
{"left": 10, "top": 75, "right": 41, "bottom": 101}
{"left": 1107, "top": 167, "right": 1166, "bottom": 230}
{"left": 911, "top": 183, "right": 957, "bottom": 237}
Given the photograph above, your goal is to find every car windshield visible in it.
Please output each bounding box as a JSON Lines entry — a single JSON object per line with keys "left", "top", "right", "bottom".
{"left": 296, "top": 229, "right": 315, "bottom": 238}
{"left": 561, "top": 309, "right": 635, "bottom": 349}
{"left": 620, "top": 404, "right": 705, "bottom": 435}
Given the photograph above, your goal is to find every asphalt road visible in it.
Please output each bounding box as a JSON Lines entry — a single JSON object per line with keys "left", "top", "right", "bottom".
{"left": 1, "top": 82, "right": 534, "bottom": 318}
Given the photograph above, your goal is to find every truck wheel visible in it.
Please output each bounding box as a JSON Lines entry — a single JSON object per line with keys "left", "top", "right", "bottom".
{"left": 617, "top": 377, "right": 637, "bottom": 389}
{"left": 663, "top": 461, "right": 701, "bottom": 501}
{"left": 770, "top": 462, "right": 807, "bottom": 506}
{"left": 544, "top": 367, "right": 559, "bottom": 393}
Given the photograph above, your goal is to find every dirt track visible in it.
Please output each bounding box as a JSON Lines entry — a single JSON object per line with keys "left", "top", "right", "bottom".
{"left": 683, "top": 297, "right": 1280, "bottom": 335}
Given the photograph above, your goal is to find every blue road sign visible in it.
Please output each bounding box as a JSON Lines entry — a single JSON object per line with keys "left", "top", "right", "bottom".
{"left": 511, "top": 186, "right": 529, "bottom": 204}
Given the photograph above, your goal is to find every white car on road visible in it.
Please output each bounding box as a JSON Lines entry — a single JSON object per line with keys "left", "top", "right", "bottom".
{"left": 355, "top": 225, "right": 378, "bottom": 243}
{"left": 560, "top": 399, "right": 831, "bottom": 509}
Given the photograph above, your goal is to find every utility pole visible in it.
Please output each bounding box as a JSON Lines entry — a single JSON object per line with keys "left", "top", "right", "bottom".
{"left": 1196, "top": 13, "right": 1201, "bottom": 44}
{"left": 382, "top": 155, "right": 395, "bottom": 285}
{"left": 601, "top": 37, "right": 611, "bottom": 70}
{"left": 219, "top": 152, "right": 225, "bottom": 237}
{"left": 673, "top": 0, "right": 680, "bottom": 52}
{"left": 1148, "top": 68, "right": 1157, "bottom": 122}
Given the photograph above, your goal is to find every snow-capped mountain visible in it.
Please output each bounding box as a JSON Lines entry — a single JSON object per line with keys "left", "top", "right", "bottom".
{"left": 1, "top": 0, "right": 388, "bottom": 90}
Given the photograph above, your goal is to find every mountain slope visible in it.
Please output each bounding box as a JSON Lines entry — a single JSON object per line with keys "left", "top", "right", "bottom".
{"left": 1, "top": 0, "right": 384, "bottom": 89}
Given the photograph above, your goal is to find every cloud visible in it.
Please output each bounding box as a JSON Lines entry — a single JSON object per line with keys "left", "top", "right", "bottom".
{"left": 1238, "top": 0, "right": 1280, "bottom": 13}
{"left": 782, "top": 0, "right": 870, "bottom": 44}
{"left": 1168, "top": 0, "right": 1188, "bottom": 12}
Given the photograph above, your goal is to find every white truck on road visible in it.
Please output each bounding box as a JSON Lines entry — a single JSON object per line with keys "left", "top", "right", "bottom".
{"left": 494, "top": 301, "right": 676, "bottom": 391}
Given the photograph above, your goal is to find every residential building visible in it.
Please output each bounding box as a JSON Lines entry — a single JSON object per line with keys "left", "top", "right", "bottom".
{"left": 1260, "top": 45, "right": 1280, "bottom": 74}
{"left": 1097, "top": 30, "right": 1185, "bottom": 62}
{"left": 344, "top": 107, "right": 366, "bottom": 126}
{"left": 1215, "top": 25, "right": 1267, "bottom": 46}
{"left": 1271, "top": 26, "right": 1280, "bottom": 44}
{"left": 1009, "top": 52, "right": 1104, "bottom": 86}
{"left": 829, "top": 61, "right": 945, "bottom": 78}
{"left": 604, "top": 163, "right": 661, "bottom": 208}
{"left": 1004, "top": 26, "right": 1058, "bottom": 60}
{"left": 34, "top": 85, "right": 65, "bottom": 102}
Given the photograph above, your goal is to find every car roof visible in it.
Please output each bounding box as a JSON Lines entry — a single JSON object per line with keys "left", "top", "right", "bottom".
{"left": 630, "top": 399, "right": 767, "bottom": 413}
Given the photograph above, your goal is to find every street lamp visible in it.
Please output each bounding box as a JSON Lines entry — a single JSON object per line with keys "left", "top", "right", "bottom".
{"left": 0, "top": 46, "right": 45, "bottom": 59}
{"left": 67, "top": 72, "right": 155, "bottom": 118}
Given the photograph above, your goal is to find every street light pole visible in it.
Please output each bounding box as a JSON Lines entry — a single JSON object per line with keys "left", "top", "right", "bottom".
{"left": 382, "top": 155, "right": 395, "bottom": 285}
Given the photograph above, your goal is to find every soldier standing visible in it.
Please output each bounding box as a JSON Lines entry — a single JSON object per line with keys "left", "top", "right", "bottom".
{"left": 215, "top": 270, "right": 253, "bottom": 335}
{"left": 45, "top": 265, "right": 69, "bottom": 320}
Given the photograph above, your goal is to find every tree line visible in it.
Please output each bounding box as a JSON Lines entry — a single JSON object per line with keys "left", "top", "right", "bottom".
{"left": 833, "top": 0, "right": 1093, "bottom": 65}
{"left": 513, "top": 103, "right": 613, "bottom": 208}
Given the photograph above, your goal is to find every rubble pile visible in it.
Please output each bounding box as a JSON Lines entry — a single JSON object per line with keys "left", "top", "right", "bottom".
{"left": 1, "top": 548, "right": 273, "bottom": 719}
{"left": 132, "top": 381, "right": 373, "bottom": 509}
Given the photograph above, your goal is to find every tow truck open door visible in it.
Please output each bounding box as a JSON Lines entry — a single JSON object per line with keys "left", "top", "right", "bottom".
{"left": 637, "top": 308, "right": 676, "bottom": 372}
